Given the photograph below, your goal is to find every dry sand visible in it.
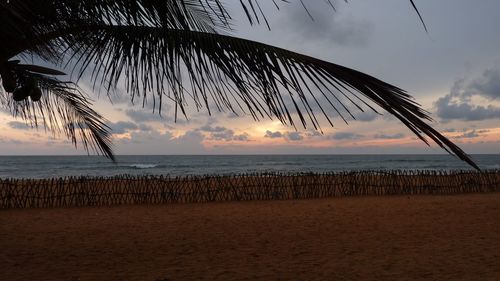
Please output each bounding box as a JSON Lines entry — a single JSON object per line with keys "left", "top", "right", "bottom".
{"left": 1, "top": 193, "right": 500, "bottom": 281}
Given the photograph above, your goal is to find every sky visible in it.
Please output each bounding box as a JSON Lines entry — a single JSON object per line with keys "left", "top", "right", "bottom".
{"left": 1, "top": 0, "right": 500, "bottom": 155}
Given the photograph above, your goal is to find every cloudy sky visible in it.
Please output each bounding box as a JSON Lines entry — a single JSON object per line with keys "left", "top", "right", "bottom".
{"left": 2, "top": 0, "right": 500, "bottom": 155}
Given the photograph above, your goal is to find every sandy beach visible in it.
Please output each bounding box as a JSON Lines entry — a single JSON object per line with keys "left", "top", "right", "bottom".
{"left": 1, "top": 193, "right": 500, "bottom": 281}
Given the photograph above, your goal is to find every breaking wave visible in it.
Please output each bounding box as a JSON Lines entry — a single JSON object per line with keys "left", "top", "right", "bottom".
{"left": 128, "top": 164, "right": 159, "bottom": 169}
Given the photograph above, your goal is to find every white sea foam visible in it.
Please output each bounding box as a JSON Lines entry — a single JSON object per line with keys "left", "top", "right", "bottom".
{"left": 128, "top": 164, "right": 158, "bottom": 169}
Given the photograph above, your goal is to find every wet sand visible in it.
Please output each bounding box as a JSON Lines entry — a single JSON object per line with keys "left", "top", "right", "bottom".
{"left": 1, "top": 193, "right": 500, "bottom": 281}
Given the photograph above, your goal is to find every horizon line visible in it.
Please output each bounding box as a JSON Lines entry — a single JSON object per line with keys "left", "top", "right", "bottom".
{"left": 0, "top": 153, "right": 498, "bottom": 157}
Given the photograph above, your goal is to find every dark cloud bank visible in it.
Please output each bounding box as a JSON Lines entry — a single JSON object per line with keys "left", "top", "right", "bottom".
{"left": 328, "top": 132, "right": 363, "bottom": 140}
{"left": 436, "top": 65, "right": 500, "bottom": 121}
{"left": 264, "top": 130, "right": 304, "bottom": 142}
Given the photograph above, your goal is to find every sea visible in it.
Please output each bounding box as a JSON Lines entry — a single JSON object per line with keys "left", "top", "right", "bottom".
{"left": 0, "top": 154, "right": 499, "bottom": 179}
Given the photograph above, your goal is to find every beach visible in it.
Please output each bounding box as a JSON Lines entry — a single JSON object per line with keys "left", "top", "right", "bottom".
{"left": 2, "top": 1, "right": 500, "bottom": 281}
{"left": 1, "top": 193, "right": 499, "bottom": 281}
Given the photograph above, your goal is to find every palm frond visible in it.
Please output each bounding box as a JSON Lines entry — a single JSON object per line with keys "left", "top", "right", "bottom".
{"left": 1, "top": 0, "right": 428, "bottom": 64}
{"left": 0, "top": 0, "right": 464, "bottom": 167}
{"left": 1, "top": 0, "right": 227, "bottom": 62}
{"left": 0, "top": 73, "right": 114, "bottom": 160}
{"left": 410, "top": 0, "right": 428, "bottom": 32}
{"left": 55, "top": 25, "right": 476, "bottom": 169}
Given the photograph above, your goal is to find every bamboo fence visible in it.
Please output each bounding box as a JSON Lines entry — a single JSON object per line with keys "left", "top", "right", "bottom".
{"left": 1, "top": 170, "right": 499, "bottom": 209}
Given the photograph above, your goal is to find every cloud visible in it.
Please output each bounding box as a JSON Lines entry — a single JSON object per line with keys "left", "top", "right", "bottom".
{"left": 265, "top": 130, "right": 284, "bottom": 139}
{"left": 8, "top": 121, "right": 30, "bottom": 130}
{"left": 198, "top": 125, "right": 250, "bottom": 142}
{"left": 328, "top": 132, "right": 363, "bottom": 140}
{"left": 122, "top": 130, "right": 172, "bottom": 144}
{"left": 125, "top": 109, "right": 166, "bottom": 123}
{"left": 286, "top": 132, "right": 304, "bottom": 141}
{"left": 233, "top": 133, "right": 250, "bottom": 142}
{"left": 436, "top": 65, "right": 500, "bottom": 121}
{"left": 211, "top": 130, "right": 235, "bottom": 141}
{"left": 435, "top": 90, "right": 500, "bottom": 121}
{"left": 455, "top": 130, "right": 479, "bottom": 139}
{"left": 109, "top": 121, "right": 138, "bottom": 134}
{"left": 278, "top": 2, "right": 372, "bottom": 47}
{"left": 306, "top": 130, "right": 323, "bottom": 137}
{"left": 138, "top": 124, "right": 153, "bottom": 132}
{"left": 373, "top": 133, "right": 405, "bottom": 139}
{"left": 177, "top": 130, "right": 204, "bottom": 142}
{"left": 452, "top": 129, "right": 489, "bottom": 139}
{"left": 464, "top": 65, "right": 500, "bottom": 100}
{"left": 114, "top": 129, "right": 207, "bottom": 154}
{"left": 264, "top": 130, "right": 304, "bottom": 141}
{"left": 198, "top": 125, "right": 227, "bottom": 133}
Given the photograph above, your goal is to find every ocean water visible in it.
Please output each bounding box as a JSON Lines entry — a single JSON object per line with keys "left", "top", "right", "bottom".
{"left": 0, "top": 154, "right": 499, "bottom": 179}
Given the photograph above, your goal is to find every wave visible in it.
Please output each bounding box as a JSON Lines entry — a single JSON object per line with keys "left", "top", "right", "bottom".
{"left": 128, "top": 164, "right": 159, "bottom": 169}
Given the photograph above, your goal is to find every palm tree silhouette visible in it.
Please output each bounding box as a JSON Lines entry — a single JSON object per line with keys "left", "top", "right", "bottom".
{"left": 0, "top": 1, "right": 478, "bottom": 169}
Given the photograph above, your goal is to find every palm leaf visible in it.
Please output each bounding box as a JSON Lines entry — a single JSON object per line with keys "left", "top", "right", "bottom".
{"left": 53, "top": 25, "right": 476, "bottom": 169}
{"left": 13, "top": 64, "right": 66, "bottom": 75}
{"left": 0, "top": 73, "right": 114, "bottom": 160}
{"left": 1, "top": 0, "right": 471, "bottom": 168}
{"left": 410, "top": 0, "right": 428, "bottom": 32}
